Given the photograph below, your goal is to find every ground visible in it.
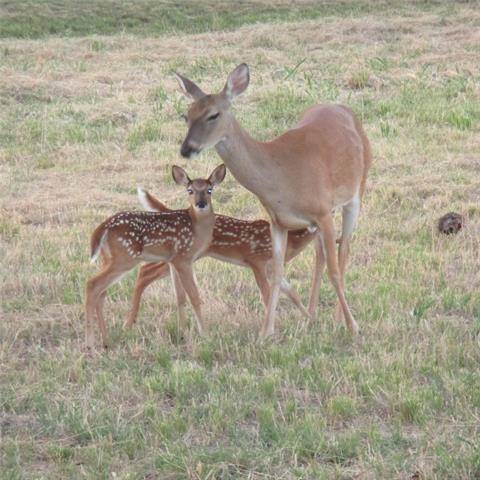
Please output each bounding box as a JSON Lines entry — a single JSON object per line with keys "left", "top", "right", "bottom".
{"left": 1, "top": 1, "right": 480, "bottom": 478}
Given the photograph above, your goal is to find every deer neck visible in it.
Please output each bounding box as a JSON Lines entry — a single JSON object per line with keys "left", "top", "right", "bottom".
{"left": 215, "top": 116, "right": 272, "bottom": 195}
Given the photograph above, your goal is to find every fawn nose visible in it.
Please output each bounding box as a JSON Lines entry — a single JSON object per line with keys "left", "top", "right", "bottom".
{"left": 196, "top": 200, "right": 207, "bottom": 209}
{"left": 181, "top": 141, "right": 199, "bottom": 159}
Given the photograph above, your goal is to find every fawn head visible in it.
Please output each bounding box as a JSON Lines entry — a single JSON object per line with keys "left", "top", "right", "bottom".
{"left": 175, "top": 64, "right": 250, "bottom": 159}
{"left": 172, "top": 164, "right": 226, "bottom": 213}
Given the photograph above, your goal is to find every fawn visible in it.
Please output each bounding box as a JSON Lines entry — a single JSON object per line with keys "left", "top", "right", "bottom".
{"left": 85, "top": 164, "right": 226, "bottom": 348}
{"left": 122, "top": 188, "right": 317, "bottom": 328}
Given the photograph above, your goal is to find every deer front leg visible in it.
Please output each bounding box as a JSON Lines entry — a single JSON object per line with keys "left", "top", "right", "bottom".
{"left": 169, "top": 265, "right": 188, "bottom": 328}
{"left": 172, "top": 263, "right": 205, "bottom": 336}
{"left": 259, "top": 224, "right": 287, "bottom": 339}
{"left": 124, "top": 262, "right": 170, "bottom": 329}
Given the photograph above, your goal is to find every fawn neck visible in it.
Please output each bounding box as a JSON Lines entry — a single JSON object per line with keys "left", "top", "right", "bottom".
{"left": 187, "top": 204, "right": 216, "bottom": 257}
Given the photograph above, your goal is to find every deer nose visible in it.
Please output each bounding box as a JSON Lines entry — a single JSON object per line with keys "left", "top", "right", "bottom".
{"left": 196, "top": 200, "right": 207, "bottom": 209}
{"left": 180, "top": 141, "right": 199, "bottom": 159}
{"left": 180, "top": 142, "right": 192, "bottom": 158}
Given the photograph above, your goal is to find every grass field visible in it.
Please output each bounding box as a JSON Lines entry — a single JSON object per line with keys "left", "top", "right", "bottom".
{"left": 1, "top": 1, "right": 480, "bottom": 478}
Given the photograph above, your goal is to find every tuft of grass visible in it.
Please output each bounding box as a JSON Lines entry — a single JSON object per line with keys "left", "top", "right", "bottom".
{"left": 346, "top": 70, "right": 371, "bottom": 90}
{"left": 446, "top": 111, "right": 473, "bottom": 131}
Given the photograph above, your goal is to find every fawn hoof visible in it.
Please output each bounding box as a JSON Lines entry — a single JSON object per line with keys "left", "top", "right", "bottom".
{"left": 84, "top": 335, "right": 95, "bottom": 351}
{"left": 307, "top": 301, "right": 318, "bottom": 318}
{"left": 259, "top": 326, "right": 275, "bottom": 341}
{"left": 334, "top": 304, "right": 359, "bottom": 335}
{"left": 349, "top": 320, "right": 360, "bottom": 335}
{"left": 123, "top": 318, "right": 135, "bottom": 330}
{"left": 82, "top": 344, "right": 94, "bottom": 354}
{"left": 344, "top": 315, "right": 360, "bottom": 335}
{"left": 334, "top": 304, "right": 344, "bottom": 323}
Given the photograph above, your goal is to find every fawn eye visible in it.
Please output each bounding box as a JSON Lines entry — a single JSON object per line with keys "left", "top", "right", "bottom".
{"left": 181, "top": 114, "right": 188, "bottom": 122}
{"left": 207, "top": 112, "right": 220, "bottom": 122}
{"left": 207, "top": 188, "right": 212, "bottom": 194}
{"left": 187, "top": 188, "right": 193, "bottom": 194}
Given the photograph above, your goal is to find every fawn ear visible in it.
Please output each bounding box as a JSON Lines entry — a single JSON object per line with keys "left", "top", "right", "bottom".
{"left": 223, "top": 63, "right": 250, "bottom": 102}
{"left": 172, "top": 165, "right": 191, "bottom": 186}
{"left": 175, "top": 72, "right": 206, "bottom": 100}
{"left": 208, "top": 164, "right": 227, "bottom": 187}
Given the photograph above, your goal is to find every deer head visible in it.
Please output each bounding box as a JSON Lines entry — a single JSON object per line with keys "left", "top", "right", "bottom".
{"left": 175, "top": 64, "right": 250, "bottom": 159}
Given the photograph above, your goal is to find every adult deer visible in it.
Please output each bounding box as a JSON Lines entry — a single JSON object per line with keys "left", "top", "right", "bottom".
{"left": 85, "top": 164, "right": 226, "bottom": 348}
{"left": 123, "top": 187, "right": 317, "bottom": 327}
{"left": 175, "top": 64, "right": 372, "bottom": 339}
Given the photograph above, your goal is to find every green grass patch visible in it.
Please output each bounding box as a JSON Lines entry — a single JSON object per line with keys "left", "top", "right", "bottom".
{"left": 0, "top": 0, "right": 445, "bottom": 39}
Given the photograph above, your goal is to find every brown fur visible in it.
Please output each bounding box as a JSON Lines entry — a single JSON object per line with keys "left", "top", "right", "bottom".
{"left": 124, "top": 190, "right": 317, "bottom": 327}
{"left": 84, "top": 165, "right": 226, "bottom": 348}
{"left": 177, "top": 64, "right": 372, "bottom": 338}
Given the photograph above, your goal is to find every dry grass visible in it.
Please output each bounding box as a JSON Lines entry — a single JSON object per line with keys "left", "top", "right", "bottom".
{"left": 1, "top": 1, "right": 480, "bottom": 478}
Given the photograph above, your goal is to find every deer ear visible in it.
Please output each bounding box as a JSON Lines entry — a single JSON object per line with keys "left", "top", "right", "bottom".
{"left": 208, "top": 164, "right": 227, "bottom": 187}
{"left": 223, "top": 63, "right": 250, "bottom": 101}
{"left": 172, "top": 165, "right": 191, "bottom": 186}
{"left": 175, "top": 72, "right": 206, "bottom": 100}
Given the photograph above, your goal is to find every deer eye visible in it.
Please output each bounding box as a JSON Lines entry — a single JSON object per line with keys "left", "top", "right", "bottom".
{"left": 207, "top": 112, "right": 220, "bottom": 122}
{"left": 181, "top": 114, "right": 188, "bottom": 122}
{"left": 187, "top": 188, "right": 193, "bottom": 194}
{"left": 207, "top": 188, "right": 212, "bottom": 194}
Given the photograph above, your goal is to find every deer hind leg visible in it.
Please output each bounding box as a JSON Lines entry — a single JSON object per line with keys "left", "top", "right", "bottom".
{"left": 335, "top": 196, "right": 360, "bottom": 324}
{"left": 95, "top": 291, "right": 108, "bottom": 343}
{"left": 255, "top": 261, "right": 309, "bottom": 321}
{"left": 170, "top": 264, "right": 188, "bottom": 328}
{"left": 85, "top": 260, "right": 136, "bottom": 348}
{"left": 317, "top": 213, "right": 359, "bottom": 334}
{"left": 280, "top": 278, "right": 311, "bottom": 321}
{"left": 307, "top": 233, "right": 326, "bottom": 317}
{"left": 250, "top": 262, "right": 271, "bottom": 309}
{"left": 259, "top": 224, "right": 288, "bottom": 340}
{"left": 124, "top": 262, "right": 169, "bottom": 329}
{"left": 171, "top": 263, "right": 204, "bottom": 335}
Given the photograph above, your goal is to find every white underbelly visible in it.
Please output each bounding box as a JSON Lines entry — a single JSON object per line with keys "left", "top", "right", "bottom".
{"left": 208, "top": 252, "right": 248, "bottom": 267}
{"left": 140, "top": 252, "right": 171, "bottom": 263}
{"left": 277, "top": 213, "right": 313, "bottom": 230}
{"left": 333, "top": 187, "right": 360, "bottom": 209}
